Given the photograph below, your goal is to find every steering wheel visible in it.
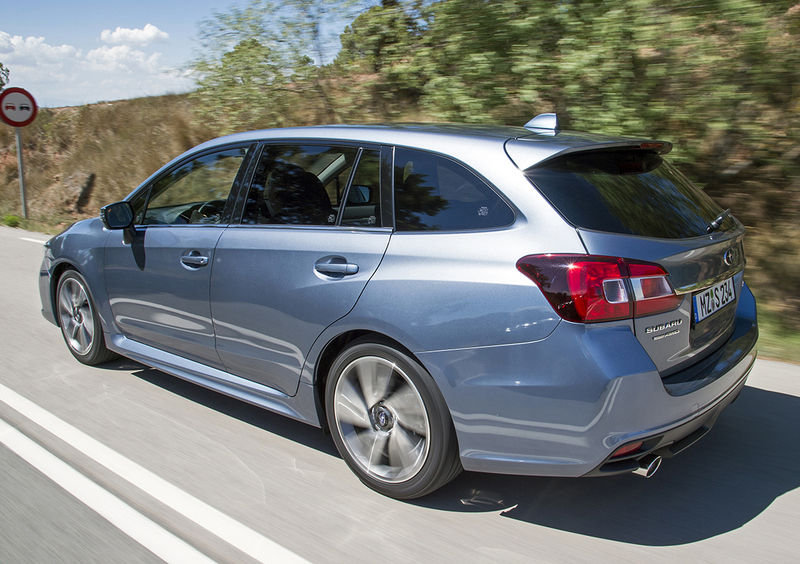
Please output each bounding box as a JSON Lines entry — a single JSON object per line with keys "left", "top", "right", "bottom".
{"left": 179, "top": 199, "right": 226, "bottom": 224}
{"left": 198, "top": 199, "right": 225, "bottom": 217}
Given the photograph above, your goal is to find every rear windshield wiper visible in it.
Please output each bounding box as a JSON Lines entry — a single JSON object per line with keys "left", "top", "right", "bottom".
{"left": 707, "top": 209, "right": 731, "bottom": 233}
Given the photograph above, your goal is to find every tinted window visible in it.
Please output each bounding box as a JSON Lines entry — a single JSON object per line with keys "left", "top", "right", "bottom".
{"left": 340, "top": 149, "right": 381, "bottom": 227}
{"left": 525, "top": 150, "right": 734, "bottom": 238}
{"left": 243, "top": 145, "right": 358, "bottom": 225}
{"left": 394, "top": 148, "right": 514, "bottom": 231}
{"left": 135, "top": 147, "right": 246, "bottom": 225}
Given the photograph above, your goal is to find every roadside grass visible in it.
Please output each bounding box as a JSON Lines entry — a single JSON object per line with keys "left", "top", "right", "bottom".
{"left": 6, "top": 214, "right": 76, "bottom": 236}
{"left": 0, "top": 95, "right": 213, "bottom": 227}
{"left": 756, "top": 311, "right": 800, "bottom": 365}
{"left": 3, "top": 214, "right": 20, "bottom": 227}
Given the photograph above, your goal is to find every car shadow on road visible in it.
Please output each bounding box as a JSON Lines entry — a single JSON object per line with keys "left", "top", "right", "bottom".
{"left": 102, "top": 358, "right": 340, "bottom": 458}
{"left": 414, "top": 384, "right": 800, "bottom": 546}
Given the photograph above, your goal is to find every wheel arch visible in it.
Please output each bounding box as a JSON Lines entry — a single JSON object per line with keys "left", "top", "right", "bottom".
{"left": 50, "top": 261, "right": 114, "bottom": 336}
{"left": 49, "top": 261, "right": 79, "bottom": 328}
{"left": 312, "top": 330, "right": 436, "bottom": 430}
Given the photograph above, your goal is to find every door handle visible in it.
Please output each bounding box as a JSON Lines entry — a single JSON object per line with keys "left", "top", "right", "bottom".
{"left": 181, "top": 253, "right": 209, "bottom": 267}
{"left": 315, "top": 262, "right": 359, "bottom": 276}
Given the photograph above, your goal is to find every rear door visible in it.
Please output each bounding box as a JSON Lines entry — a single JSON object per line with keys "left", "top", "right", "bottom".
{"left": 523, "top": 148, "right": 746, "bottom": 375}
{"left": 210, "top": 143, "right": 391, "bottom": 395}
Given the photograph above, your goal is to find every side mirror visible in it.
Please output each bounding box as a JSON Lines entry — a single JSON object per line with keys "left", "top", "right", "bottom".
{"left": 100, "top": 201, "right": 137, "bottom": 244}
{"left": 101, "top": 201, "right": 134, "bottom": 229}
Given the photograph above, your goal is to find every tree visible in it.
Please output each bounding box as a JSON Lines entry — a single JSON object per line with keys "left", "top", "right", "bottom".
{"left": 0, "top": 63, "right": 8, "bottom": 90}
{"left": 333, "top": 0, "right": 426, "bottom": 118}
{"left": 193, "top": 38, "right": 289, "bottom": 131}
{"left": 330, "top": 0, "right": 800, "bottom": 328}
{"left": 190, "top": 0, "right": 369, "bottom": 130}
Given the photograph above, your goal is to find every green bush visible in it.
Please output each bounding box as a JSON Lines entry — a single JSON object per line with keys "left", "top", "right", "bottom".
{"left": 3, "top": 215, "right": 20, "bottom": 228}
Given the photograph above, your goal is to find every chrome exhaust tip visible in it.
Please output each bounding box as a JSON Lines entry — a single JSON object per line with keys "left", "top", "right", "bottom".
{"left": 633, "top": 454, "right": 662, "bottom": 478}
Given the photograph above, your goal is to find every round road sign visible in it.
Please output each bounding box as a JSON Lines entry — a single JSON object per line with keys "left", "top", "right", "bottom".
{"left": 0, "top": 87, "right": 38, "bottom": 128}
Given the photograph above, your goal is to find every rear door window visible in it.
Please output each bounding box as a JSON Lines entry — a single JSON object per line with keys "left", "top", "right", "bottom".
{"left": 340, "top": 149, "right": 382, "bottom": 227}
{"left": 393, "top": 148, "right": 514, "bottom": 231}
{"left": 525, "top": 150, "right": 734, "bottom": 238}
{"left": 243, "top": 144, "right": 359, "bottom": 225}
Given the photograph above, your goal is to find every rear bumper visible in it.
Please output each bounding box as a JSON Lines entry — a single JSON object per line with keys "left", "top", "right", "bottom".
{"left": 417, "top": 282, "right": 758, "bottom": 477}
{"left": 586, "top": 285, "right": 757, "bottom": 475}
{"left": 584, "top": 357, "right": 750, "bottom": 476}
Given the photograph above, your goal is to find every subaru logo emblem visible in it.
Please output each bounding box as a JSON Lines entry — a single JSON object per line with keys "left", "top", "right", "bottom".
{"left": 724, "top": 248, "right": 735, "bottom": 266}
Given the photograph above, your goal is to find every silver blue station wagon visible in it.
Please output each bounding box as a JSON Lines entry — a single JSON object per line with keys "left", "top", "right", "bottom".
{"left": 40, "top": 114, "right": 758, "bottom": 498}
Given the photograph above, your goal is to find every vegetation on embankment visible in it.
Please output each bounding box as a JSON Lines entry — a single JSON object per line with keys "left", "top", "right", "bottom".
{"left": 0, "top": 95, "right": 214, "bottom": 233}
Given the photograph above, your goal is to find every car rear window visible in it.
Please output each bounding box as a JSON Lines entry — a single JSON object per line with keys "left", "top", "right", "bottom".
{"left": 525, "top": 150, "right": 734, "bottom": 239}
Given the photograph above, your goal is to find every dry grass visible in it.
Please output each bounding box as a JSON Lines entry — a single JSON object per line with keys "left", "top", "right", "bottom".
{"left": 0, "top": 94, "right": 214, "bottom": 229}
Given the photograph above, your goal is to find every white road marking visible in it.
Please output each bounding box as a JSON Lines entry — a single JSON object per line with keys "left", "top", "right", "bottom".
{"left": 0, "top": 382, "right": 311, "bottom": 564}
{"left": 0, "top": 418, "right": 218, "bottom": 564}
{"left": 19, "top": 237, "right": 49, "bottom": 244}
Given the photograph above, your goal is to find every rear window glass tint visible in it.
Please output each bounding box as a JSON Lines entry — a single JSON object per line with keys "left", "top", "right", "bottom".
{"left": 394, "top": 148, "right": 514, "bottom": 231}
{"left": 525, "top": 150, "right": 734, "bottom": 239}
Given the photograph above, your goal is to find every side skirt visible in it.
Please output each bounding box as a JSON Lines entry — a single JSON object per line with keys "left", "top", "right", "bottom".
{"left": 106, "top": 333, "right": 321, "bottom": 427}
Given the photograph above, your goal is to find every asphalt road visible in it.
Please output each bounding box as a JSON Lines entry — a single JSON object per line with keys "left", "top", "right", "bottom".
{"left": 1, "top": 224, "right": 799, "bottom": 563}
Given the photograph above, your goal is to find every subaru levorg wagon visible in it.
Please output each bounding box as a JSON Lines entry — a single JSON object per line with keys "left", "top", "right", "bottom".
{"left": 40, "top": 114, "right": 758, "bottom": 499}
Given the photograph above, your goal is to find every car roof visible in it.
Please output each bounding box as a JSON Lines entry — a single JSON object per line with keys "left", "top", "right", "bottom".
{"left": 194, "top": 123, "right": 530, "bottom": 152}
{"left": 187, "top": 121, "right": 673, "bottom": 171}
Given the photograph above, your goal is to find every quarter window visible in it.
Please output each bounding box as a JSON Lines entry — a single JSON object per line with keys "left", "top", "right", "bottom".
{"left": 393, "top": 148, "right": 514, "bottom": 231}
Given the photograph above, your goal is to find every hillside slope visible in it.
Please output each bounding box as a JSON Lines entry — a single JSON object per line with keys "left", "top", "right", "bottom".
{"left": 0, "top": 94, "right": 213, "bottom": 230}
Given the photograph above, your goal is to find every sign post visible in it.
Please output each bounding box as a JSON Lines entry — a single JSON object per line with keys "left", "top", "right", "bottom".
{"left": 14, "top": 128, "right": 27, "bottom": 219}
{"left": 0, "top": 87, "right": 39, "bottom": 219}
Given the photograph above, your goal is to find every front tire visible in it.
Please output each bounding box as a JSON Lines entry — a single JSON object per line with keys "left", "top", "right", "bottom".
{"left": 325, "top": 339, "right": 461, "bottom": 499}
{"left": 56, "top": 270, "right": 117, "bottom": 365}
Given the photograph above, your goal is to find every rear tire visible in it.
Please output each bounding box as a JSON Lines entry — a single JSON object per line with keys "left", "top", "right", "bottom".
{"left": 325, "top": 338, "right": 462, "bottom": 499}
{"left": 56, "top": 270, "right": 117, "bottom": 365}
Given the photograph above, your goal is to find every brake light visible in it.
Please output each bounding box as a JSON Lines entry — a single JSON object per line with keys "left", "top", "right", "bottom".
{"left": 566, "top": 257, "right": 630, "bottom": 322}
{"left": 516, "top": 254, "right": 680, "bottom": 323}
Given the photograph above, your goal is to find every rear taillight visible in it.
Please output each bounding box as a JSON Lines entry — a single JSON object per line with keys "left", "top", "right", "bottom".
{"left": 516, "top": 254, "right": 680, "bottom": 323}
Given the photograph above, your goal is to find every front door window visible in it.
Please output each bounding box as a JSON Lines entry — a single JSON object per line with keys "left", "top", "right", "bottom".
{"left": 135, "top": 147, "right": 247, "bottom": 226}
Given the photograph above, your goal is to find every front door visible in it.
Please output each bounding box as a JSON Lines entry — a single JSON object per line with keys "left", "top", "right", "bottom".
{"left": 104, "top": 145, "right": 250, "bottom": 368}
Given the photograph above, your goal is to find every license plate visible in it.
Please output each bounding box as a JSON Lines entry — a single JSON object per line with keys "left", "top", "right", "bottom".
{"left": 693, "top": 277, "right": 736, "bottom": 323}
